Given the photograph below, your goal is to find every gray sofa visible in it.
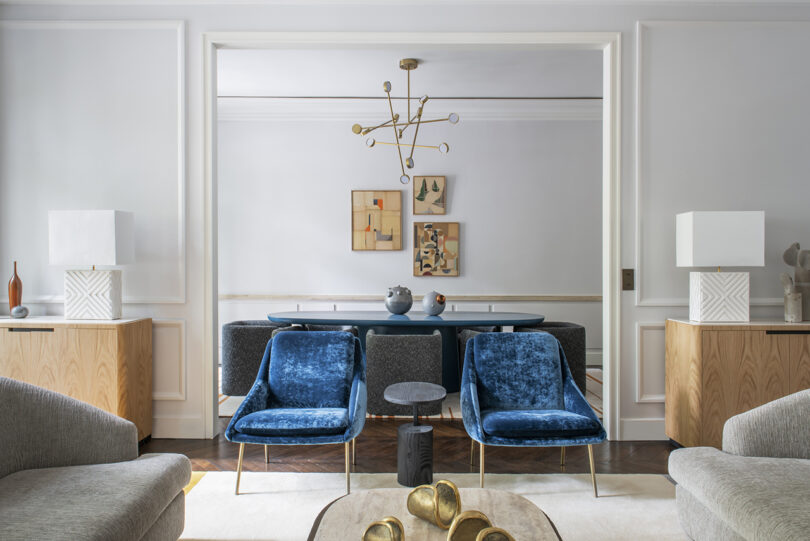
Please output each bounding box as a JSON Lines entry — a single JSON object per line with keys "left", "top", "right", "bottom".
{"left": 0, "top": 377, "right": 191, "bottom": 541}
{"left": 668, "top": 389, "right": 810, "bottom": 541}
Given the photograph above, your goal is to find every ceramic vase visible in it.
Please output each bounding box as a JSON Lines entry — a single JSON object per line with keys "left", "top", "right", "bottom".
{"left": 385, "top": 286, "right": 413, "bottom": 315}
{"left": 422, "top": 290, "right": 446, "bottom": 316}
{"left": 8, "top": 261, "right": 22, "bottom": 312}
{"left": 785, "top": 293, "right": 802, "bottom": 323}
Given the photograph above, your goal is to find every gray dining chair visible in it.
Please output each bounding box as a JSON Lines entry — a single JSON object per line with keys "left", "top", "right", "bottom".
{"left": 365, "top": 330, "right": 442, "bottom": 416}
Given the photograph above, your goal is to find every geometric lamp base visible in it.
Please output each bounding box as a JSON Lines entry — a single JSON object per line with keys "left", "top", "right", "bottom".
{"left": 64, "top": 269, "right": 122, "bottom": 320}
{"left": 689, "top": 271, "right": 749, "bottom": 322}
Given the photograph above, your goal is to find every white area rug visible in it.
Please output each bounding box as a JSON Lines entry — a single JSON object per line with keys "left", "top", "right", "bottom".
{"left": 181, "top": 472, "right": 686, "bottom": 541}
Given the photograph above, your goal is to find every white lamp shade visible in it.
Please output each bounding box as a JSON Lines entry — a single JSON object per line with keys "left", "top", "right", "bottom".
{"left": 49, "top": 210, "right": 135, "bottom": 266}
{"left": 676, "top": 211, "right": 765, "bottom": 268}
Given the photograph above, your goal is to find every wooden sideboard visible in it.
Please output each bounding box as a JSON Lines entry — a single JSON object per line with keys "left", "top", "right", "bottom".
{"left": 665, "top": 319, "right": 810, "bottom": 448}
{"left": 0, "top": 317, "right": 152, "bottom": 441}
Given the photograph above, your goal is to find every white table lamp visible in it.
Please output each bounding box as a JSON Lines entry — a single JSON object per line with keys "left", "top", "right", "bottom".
{"left": 676, "top": 211, "right": 765, "bottom": 322}
{"left": 48, "top": 210, "right": 134, "bottom": 320}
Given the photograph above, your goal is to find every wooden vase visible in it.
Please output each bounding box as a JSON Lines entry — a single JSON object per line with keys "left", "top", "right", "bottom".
{"left": 8, "top": 261, "right": 22, "bottom": 311}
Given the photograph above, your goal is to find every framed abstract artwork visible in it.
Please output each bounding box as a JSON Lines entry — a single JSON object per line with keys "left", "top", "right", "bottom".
{"left": 413, "top": 222, "right": 459, "bottom": 276}
{"left": 413, "top": 176, "right": 447, "bottom": 215}
{"left": 352, "top": 190, "right": 402, "bottom": 250}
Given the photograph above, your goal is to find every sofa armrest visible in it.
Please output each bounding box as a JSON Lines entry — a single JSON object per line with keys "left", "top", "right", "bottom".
{"left": 0, "top": 377, "right": 137, "bottom": 478}
{"left": 723, "top": 389, "right": 810, "bottom": 459}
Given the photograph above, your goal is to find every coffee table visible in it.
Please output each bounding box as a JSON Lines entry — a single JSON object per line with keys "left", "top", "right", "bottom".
{"left": 384, "top": 382, "right": 446, "bottom": 487}
{"left": 308, "top": 487, "right": 561, "bottom": 540}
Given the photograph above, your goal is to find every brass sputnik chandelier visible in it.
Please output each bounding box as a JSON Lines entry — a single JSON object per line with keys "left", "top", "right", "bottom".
{"left": 351, "top": 58, "right": 459, "bottom": 184}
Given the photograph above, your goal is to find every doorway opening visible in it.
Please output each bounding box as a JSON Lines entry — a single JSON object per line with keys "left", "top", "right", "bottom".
{"left": 202, "top": 32, "right": 621, "bottom": 440}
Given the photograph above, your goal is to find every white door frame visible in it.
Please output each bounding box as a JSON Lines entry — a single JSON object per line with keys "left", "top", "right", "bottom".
{"left": 202, "top": 32, "right": 622, "bottom": 440}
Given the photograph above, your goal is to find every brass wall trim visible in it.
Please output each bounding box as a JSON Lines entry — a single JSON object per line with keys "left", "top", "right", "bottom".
{"left": 218, "top": 294, "right": 602, "bottom": 302}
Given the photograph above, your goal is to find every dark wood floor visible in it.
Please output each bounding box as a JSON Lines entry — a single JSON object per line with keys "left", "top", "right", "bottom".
{"left": 142, "top": 417, "right": 676, "bottom": 475}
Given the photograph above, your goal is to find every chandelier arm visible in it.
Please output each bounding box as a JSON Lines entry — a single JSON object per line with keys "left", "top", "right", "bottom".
{"left": 362, "top": 117, "right": 397, "bottom": 134}
{"left": 409, "top": 108, "right": 424, "bottom": 161}
{"left": 385, "top": 89, "right": 406, "bottom": 175}
{"left": 406, "top": 117, "right": 453, "bottom": 126}
{"left": 372, "top": 141, "right": 441, "bottom": 150}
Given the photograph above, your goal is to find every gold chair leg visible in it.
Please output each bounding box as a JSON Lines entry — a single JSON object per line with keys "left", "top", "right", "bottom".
{"left": 352, "top": 438, "right": 356, "bottom": 466}
{"left": 560, "top": 446, "right": 566, "bottom": 468}
{"left": 588, "top": 444, "right": 598, "bottom": 498}
{"left": 235, "top": 443, "right": 245, "bottom": 495}
{"left": 345, "top": 441, "right": 351, "bottom": 494}
{"left": 264, "top": 444, "right": 269, "bottom": 464}
{"left": 470, "top": 439, "right": 475, "bottom": 465}
{"left": 479, "top": 443, "right": 485, "bottom": 488}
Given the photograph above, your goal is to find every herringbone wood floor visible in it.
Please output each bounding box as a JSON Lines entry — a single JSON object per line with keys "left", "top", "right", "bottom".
{"left": 141, "top": 418, "right": 676, "bottom": 474}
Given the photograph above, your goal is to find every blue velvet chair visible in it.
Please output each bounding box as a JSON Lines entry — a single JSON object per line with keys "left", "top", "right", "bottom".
{"left": 225, "top": 331, "right": 366, "bottom": 494}
{"left": 460, "top": 332, "right": 606, "bottom": 496}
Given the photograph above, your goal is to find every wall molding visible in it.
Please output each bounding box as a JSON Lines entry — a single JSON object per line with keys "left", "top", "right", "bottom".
{"left": 633, "top": 20, "right": 794, "bottom": 309}
{"left": 219, "top": 293, "right": 603, "bottom": 302}
{"left": 0, "top": 20, "right": 187, "bottom": 305}
{"left": 151, "top": 318, "right": 187, "bottom": 401}
{"left": 635, "top": 322, "right": 666, "bottom": 403}
{"left": 205, "top": 30, "right": 622, "bottom": 441}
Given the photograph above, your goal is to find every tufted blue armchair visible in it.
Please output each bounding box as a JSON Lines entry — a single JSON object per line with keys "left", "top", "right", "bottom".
{"left": 225, "top": 331, "right": 366, "bottom": 494}
{"left": 461, "top": 332, "right": 606, "bottom": 496}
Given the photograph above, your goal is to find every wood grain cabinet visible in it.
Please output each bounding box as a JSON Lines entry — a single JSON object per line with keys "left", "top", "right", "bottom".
{"left": 665, "top": 319, "right": 810, "bottom": 448}
{"left": 0, "top": 317, "right": 152, "bottom": 441}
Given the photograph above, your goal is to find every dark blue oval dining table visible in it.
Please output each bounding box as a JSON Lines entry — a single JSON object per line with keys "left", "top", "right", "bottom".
{"left": 267, "top": 311, "right": 545, "bottom": 392}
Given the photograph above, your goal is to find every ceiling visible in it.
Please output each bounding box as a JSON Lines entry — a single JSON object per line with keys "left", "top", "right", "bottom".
{"left": 217, "top": 47, "right": 603, "bottom": 99}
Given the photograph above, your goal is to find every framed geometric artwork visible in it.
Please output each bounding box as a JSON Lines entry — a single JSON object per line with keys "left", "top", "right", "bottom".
{"left": 413, "top": 176, "right": 447, "bottom": 215}
{"left": 352, "top": 190, "right": 402, "bottom": 250}
{"left": 413, "top": 222, "right": 459, "bottom": 276}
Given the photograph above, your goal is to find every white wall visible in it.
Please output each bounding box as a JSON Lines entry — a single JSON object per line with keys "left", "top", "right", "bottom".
{"left": 3, "top": 1, "right": 810, "bottom": 439}
{"left": 216, "top": 110, "right": 604, "bottom": 360}
{"left": 217, "top": 117, "right": 603, "bottom": 296}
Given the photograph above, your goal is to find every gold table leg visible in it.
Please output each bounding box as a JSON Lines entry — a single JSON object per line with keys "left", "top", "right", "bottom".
{"left": 470, "top": 439, "right": 475, "bottom": 465}
{"left": 235, "top": 443, "right": 245, "bottom": 495}
{"left": 352, "top": 438, "right": 356, "bottom": 466}
{"left": 264, "top": 444, "right": 269, "bottom": 464}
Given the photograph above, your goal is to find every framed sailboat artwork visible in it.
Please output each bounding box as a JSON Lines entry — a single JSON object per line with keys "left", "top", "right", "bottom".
{"left": 413, "top": 176, "right": 446, "bottom": 215}
{"left": 351, "top": 190, "right": 402, "bottom": 251}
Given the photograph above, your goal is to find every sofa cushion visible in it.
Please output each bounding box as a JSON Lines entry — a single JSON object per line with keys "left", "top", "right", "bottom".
{"left": 0, "top": 453, "right": 190, "bottom": 541}
{"left": 269, "top": 331, "right": 355, "bottom": 409}
{"left": 234, "top": 407, "right": 349, "bottom": 436}
{"left": 669, "top": 447, "right": 810, "bottom": 541}
{"left": 481, "top": 409, "right": 602, "bottom": 439}
{"left": 472, "top": 332, "right": 564, "bottom": 412}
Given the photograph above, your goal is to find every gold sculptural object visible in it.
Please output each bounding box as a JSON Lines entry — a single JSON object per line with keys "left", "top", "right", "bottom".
{"left": 475, "top": 527, "right": 516, "bottom": 541}
{"left": 362, "top": 516, "right": 405, "bottom": 541}
{"left": 406, "top": 479, "right": 462, "bottom": 530}
{"left": 446, "top": 510, "right": 492, "bottom": 541}
{"left": 352, "top": 58, "right": 458, "bottom": 185}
